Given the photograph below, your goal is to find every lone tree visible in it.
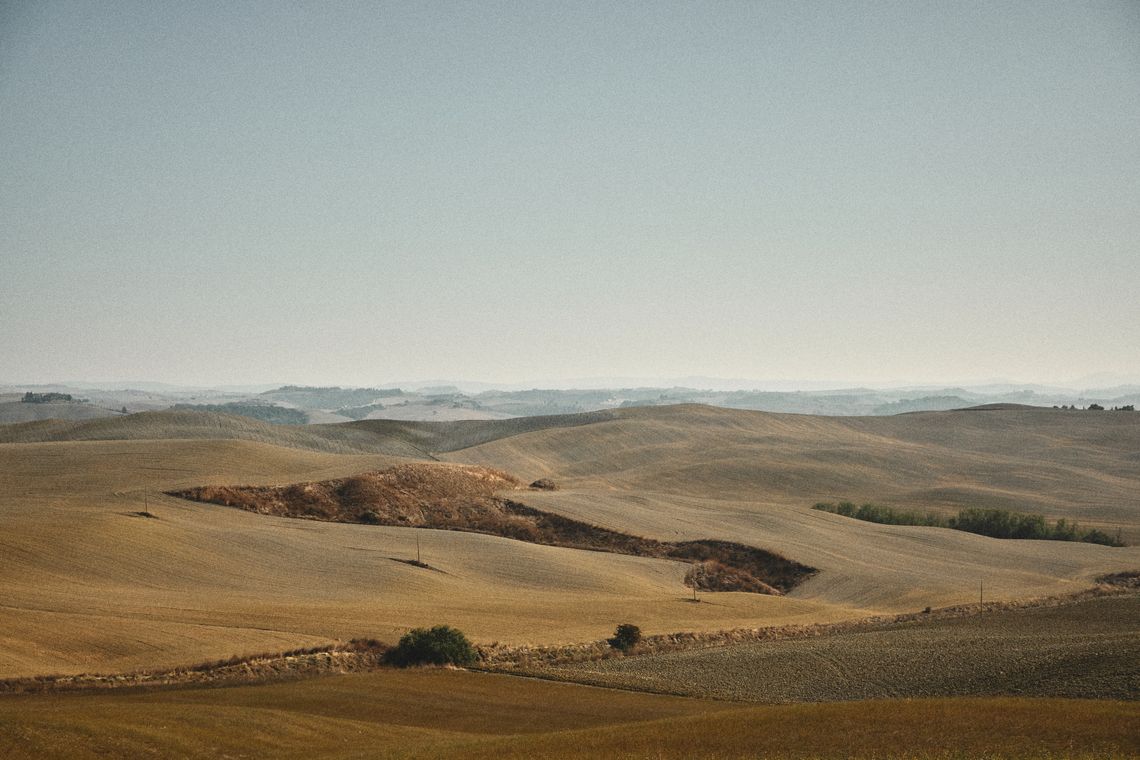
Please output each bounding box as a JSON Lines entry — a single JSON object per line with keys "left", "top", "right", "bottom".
{"left": 385, "top": 625, "right": 476, "bottom": 667}
{"left": 609, "top": 623, "right": 642, "bottom": 651}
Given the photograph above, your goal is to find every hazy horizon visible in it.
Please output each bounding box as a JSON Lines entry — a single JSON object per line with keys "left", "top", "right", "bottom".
{"left": 3, "top": 2, "right": 1138, "bottom": 388}
{"left": 6, "top": 372, "right": 1140, "bottom": 396}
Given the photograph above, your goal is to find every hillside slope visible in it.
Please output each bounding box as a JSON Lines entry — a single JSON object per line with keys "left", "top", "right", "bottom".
{"left": 0, "top": 400, "right": 119, "bottom": 423}
{"left": 446, "top": 404, "right": 1140, "bottom": 529}
{"left": 0, "top": 410, "right": 431, "bottom": 457}
{"left": 1, "top": 404, "right": 1137, "bottom": 677}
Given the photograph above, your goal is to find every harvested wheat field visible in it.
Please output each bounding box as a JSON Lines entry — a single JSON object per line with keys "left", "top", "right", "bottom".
{"left": 1, "top": 668, "right": 1137, "bottom": 760}
{"left": 540, "top": 592, "right": 1140, "bottom": 702}
{"left": 1, "top": 406, "right": 1139, "bottom": 678}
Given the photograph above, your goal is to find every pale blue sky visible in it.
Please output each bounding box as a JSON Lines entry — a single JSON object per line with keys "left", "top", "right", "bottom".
{"left": 2, "top": 1, "right": 1138, "bottom": 387}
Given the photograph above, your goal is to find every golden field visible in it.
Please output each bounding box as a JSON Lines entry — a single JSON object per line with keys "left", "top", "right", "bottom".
{"left": 0, "top": 669, "right": 1136, "bottom": 759}
{"left": 1, "top": 404, "right": 1137, "bottom": 758}
{"left": 1, "top": 405, "right": 1138, "bottom": 677}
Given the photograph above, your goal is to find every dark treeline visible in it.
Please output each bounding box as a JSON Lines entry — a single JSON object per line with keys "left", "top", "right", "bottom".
{"left": 21, "top": 392, "right": 73, "bottom": 403}
{"left": 813, "top": 501, "right": 1125, "bottom": 547}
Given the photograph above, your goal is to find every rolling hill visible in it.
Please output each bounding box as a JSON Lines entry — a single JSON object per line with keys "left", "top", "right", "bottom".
{"left": 0, "top": 404, "right": 1137, "bottom": 679}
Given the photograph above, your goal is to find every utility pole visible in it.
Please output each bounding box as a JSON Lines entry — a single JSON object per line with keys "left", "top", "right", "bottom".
{"left": 416, "top": 534, "right": 421, "bottom": 565}
{"left": 979, "top": 578, "right": 984, "bottom": 604}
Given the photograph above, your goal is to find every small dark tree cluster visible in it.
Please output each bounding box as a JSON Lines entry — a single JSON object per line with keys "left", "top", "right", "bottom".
{"left": 384, "top": 625, "right": 476, "bottom": 667}
{"left": 1054, "top": 404, "right": 1130, "bottom": 410}
{"left": 609, "top": 623, "right": 642, "bottom": 651}
{"left": 529, "top": 478, "right": 558, "bottom": 491}
{"left": 22, "top": 392, "right": 72, "bottom": 403}
{"left": 816, "top": 500, "right": 944, "bottom": 527}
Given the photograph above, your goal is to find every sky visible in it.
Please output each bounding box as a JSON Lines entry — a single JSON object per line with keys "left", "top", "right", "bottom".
{"left": 2, "top": 1, "right": 1138, "bottom": 389}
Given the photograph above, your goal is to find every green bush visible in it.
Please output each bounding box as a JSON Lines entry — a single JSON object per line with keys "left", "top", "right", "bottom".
{"left": 609, "top": 623, "right": 642, "bottom": 651}
{"left": 385, "top": 625, "right": 476, "bottom": 667}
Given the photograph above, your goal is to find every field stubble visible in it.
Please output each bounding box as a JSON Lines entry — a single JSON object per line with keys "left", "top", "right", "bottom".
{"left": 542, "top": 593, "right": 1140, "bottom": 703}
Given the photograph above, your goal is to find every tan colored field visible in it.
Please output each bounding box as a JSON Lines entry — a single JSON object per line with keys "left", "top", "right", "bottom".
{"left": 1, "top": 405, "right": 1137, "bottom": 679}
{"left": 0, "top": 669, "right": 1136, "bottom": 759}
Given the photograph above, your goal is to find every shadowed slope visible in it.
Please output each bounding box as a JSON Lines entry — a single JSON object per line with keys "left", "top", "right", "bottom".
{"left": 331, "top": 409, "right": 618, "bottom": 452}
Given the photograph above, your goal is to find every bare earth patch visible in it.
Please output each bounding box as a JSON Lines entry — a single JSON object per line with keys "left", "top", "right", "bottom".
{"left": 169, "top": 463, "right": 817, "bottom": 594}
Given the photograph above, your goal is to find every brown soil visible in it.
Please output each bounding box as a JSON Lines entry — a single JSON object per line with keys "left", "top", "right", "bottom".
{"left": 169, "top": 463, "right": 816, "bottom": 594}
{"left": 538, "top": 591, "right": 1140, "bottom": 703}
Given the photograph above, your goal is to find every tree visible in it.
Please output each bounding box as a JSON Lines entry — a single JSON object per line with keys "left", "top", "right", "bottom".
{"left": 1088, "top": 403, "right": 1105, "bottom": 411}
{"left": 385, "top": 625, "right": 476, "bottom": 667}
{"left": 609, "top": 623, "right": 642, "bottom": 651}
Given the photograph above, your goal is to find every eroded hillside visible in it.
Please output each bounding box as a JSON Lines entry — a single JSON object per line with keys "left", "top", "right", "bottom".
{"left": 170, "top": 463, "right": 816, "bottom": 594}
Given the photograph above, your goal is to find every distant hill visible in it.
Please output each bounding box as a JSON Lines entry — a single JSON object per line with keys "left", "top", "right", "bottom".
{"left": 7, "top": 382, "right": 1139, "bottom": 420}
{"left": 0, "top": 410, "right": 418, "bottom": 456}
{"left": 0, "top": 399, "right": 119, "bottom": 423}
{"left": 170, "top": 402, "right": 308, "bottom": 425}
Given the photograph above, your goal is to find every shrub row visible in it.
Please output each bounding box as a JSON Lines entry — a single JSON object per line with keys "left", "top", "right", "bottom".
{"left": 813, "top": 501, "right": 1125, "bottom": 546}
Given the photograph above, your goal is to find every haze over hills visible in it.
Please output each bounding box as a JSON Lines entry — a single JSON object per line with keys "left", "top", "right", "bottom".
{"left": 2, "top": 380, "right": 1138, "bottom": 425}
{"left": 5, "top": 0, "right": 1139, "bottom": 754}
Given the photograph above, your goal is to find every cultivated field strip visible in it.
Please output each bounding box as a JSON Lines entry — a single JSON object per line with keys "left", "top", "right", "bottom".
{"left": 544, "top": 593, "right": 1140, "bottom": 702}
{"left": 0, "top": 670, "right": 1136, "bottom": 759}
